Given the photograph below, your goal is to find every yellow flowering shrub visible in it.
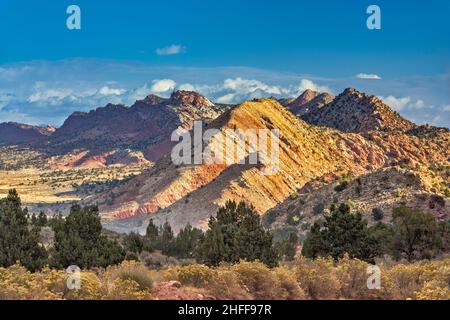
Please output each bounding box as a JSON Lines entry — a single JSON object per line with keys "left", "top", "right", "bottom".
{"left": 294, "top": 256, "right": 341, "bottom": 299}
{"left": 273, "top": 266, "right": 306, "bottom": 300}
{"left": 335, "top": 256, "right": 374, "bottom": 299}
{"left": 0, "top": 264, "right": 66, "bottom": 300}
{"left": 0, "top": 258, "right": 448, "bottom": 300}
{"left": 106, "top": 278, "right": 153, "bottom": 300}
{"left": 65, "top": 272, "right": 105, "bottom": 300}
{"left": 231, "top": 261, "right": 281, "bottom": 299}
{"left": 177, "top": 264, "right": 218, "bottom": 288}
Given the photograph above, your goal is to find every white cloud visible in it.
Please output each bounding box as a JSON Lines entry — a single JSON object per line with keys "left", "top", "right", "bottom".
{"left": 295, "top": 79, "right": 331, "bottom": 94}
{"left": 356, "top": 73, "right": 382, "bottom": 80}
{"left": 382, "top": 96, "right": 430, "bottom": 112}
{"left": 382, "top": 96, "right": 411, "bottom": 111}
{"left": 443, "top": 105, "right": 450, "bottom": 111}
{"left": 98, "top": 86, "right": 126, "bottom": 96}
{"left": 222, "top": 77, "right": 285, "bottom": 95}
{"left": 177, "top": 83, "right": 196, "bottom": 91}
{"left": 150, "top": 79, "right": 176, "bottom": 94}
{"left": 155, "top": 45, "right": 186, "bottom": 56}
{"left": 216, "top": 93, "right": 236, "bottom": 104}
{"left": 28, "top": 88, "right": 73, "bottom": 103}
{"left": 174, "top": 78, "right": 331, "bottom": 104}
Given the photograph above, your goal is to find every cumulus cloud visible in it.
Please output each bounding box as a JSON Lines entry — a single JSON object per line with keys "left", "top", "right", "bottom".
{"left": 98, "top": 86, "right": 126, "bottom": 96}
{"left": 28, "top": 89, "right": 73, "bottom": 104}
{"left": 222, "top": 77, "right": 285, "bottom": 95}
{"left": 206, "top": 78, "right": 331, "bottom": 104}
{"left": 381, "top": 96, "right": 426, "bottom": 111}
{"left": 155, "top": 45, "right": 186, "bottom": 56}
{"left": 295, "top": 79, "right": 331, "bottom": 94}
{"left": 382, "top": 96, "right": 412, "bottom": 111}
{"left": 150, "top": 79, "right": 176, "bottom": 94}
{"left": 356, "top": 73, "right": 382, "bottom": 80}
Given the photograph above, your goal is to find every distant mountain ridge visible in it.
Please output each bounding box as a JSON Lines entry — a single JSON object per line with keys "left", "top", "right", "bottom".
{"left": 0, "top": 122, "right": 55, "bottom": 145}
{"left": 0, "top": 90, "right": 227, "bottom": 168}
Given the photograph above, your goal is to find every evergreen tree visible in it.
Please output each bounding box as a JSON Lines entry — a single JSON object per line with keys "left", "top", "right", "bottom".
{"left": 123, "top": 232, "right": 144, "bottom": 254}
{"left": 160, "top": 222, "right": 175, "bottom": 256}
{"left": 173, "top": 224, "right": 203, "bottom": 258}
{"left": 276, "top": 232, "right": 298, "bottom": 261}
{"left": 196, "top": 201, "right": 278, "bottom": 267}
{"left": 302, "top": 203, "right": 378, "bottom": 263}
{"left": 390, "top": 206, "right": 442, "bottom": 261}
{"left": 144, "top": 219, "right": 159, "bottom": 251}
{"left": 52, "top": 204, "right": 125, "bottom": 268}
{"left": 0, "top": 189, "right": 48, "bottom": 271}
{"left": 37, "top": 212, "right": 48, "bottom": 227}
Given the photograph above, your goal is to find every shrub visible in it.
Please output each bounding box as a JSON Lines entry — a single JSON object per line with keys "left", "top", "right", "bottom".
{"left": 105, "top": 260, "right": 153, "bottom": 291}
{"left": 273, "top": 267, "right": 306, "bottom": 300}
{"left": 294, "top": 256, "right": 341, "bottom": 299}
{"left": 335, "top": 255, "right": 373, "bottom": 299}
{"left": 177, "top": 264, "right": 217, "bottom": 288}
{"left": 312, "top": 203, "right": 325, "bottom": 215}
{"left": 372, "top": 208, "right": 385, "bottom": 221}
{"left": 231, "top": 261, "right": 280, "bottom": 299}
{"left": 334, "top": 181, "right": 348, "bottom": 192}
{"left": 286, "top": 211, "right": 301, "bottom": 226}
{"left": 107, "top": 278, "right": 153, "bottom": 300}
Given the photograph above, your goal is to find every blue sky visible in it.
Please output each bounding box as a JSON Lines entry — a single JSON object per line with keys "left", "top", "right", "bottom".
{"left": 0, "top": 0, "right": 449, "bottom": 127}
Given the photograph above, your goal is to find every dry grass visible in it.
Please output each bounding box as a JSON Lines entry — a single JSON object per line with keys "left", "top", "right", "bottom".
{"left": 0, "top": 257, "right": 448, "bottom": 300}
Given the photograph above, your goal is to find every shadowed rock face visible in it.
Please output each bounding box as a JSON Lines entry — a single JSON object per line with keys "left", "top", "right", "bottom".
{"left": 288, "top": 92, "right": 335, "bottom": 116}
{"left": 286, "top": 89, "right": 320, "bottom": 110}
{"left": 33, "top": 90, "right": 226, "bottom": 167}
{"left": 0, "top": 122, "right": 54, "bottom": 145}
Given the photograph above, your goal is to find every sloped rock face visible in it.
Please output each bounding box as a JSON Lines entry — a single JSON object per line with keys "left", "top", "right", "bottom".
{"left": 0, "top": 122, "right": 54, "bottom": 145}
{"left": 93, "top": 97, "right": 449, "bottom": 233}
{"left": 263, "top": 167, "right": 449, "bottom": 236}
{"left": 286, "top": 89, "right": 320, "bottom": 110}
{"left": 301, "top": 88, "right": 416, "bottom": 133}
{"left": 291, "top": 92, "right": 334, "bottom": 116}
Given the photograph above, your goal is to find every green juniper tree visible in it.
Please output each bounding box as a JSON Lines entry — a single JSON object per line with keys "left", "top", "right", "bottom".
{"left": 52, "top": 204, "right": 125, "bottom": 268}
{"left": 0, "top": 189, "right": 48, "bottom": 271}
{"left": 390, "top": 206, "right": 442, "bottom": 261}
{"left": 196, "top": 201, "right": 278, "bottom": 267}
{"left": 302, "top": 203, "right": 378, "bottom": 263}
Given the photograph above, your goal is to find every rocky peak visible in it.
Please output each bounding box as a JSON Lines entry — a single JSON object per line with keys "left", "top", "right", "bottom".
{"left": 0, "top": 122, "right": 54, "bottom": 145}
{"left": 287, "top": 89, "right": 320, "bottom": 109}
{"left": 301, "top": 88, "right": 416, "bottom": 133}
{"left": 169, "top": 90, "right": 214, "bottom": 108}
{"left": 288, "top": 91, "right": 334, "bottom": 116}
{"left": 142, "top": 94, "right": 167, "bottom": 105}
